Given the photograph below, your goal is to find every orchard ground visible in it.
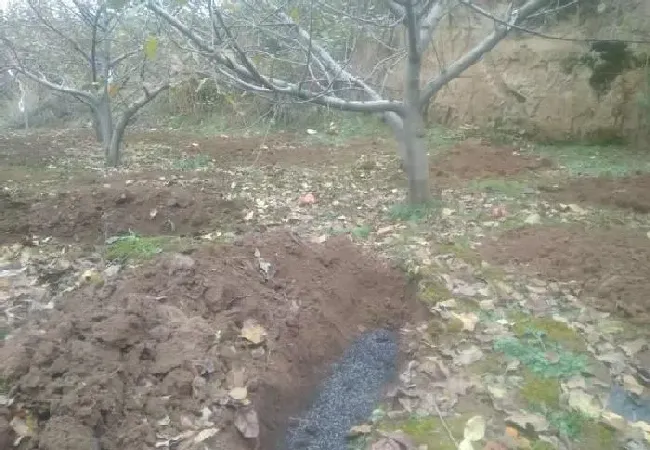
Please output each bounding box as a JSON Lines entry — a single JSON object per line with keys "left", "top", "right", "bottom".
{"left": 1, "top": 119, "right": 650, "bottom": 450}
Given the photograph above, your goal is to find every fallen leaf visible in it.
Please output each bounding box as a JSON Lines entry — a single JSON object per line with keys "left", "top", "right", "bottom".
{"left": 194, "top": 427, "right": 219, "bottom": 443}
{"left": 623, "top": 374, "right": 644, "bottom": 396}
{"left": 505, "top": 412, "right": 549, "bottom": 433}
{"left": 240, "top": 318, "right": 267, "bottom": 345}
{"left": 455, "top": 345, "right": 484, "bottom": 366}
{"left": 229, "top": 387, "right": 248, "bottom": 401}
{"left": 298, "top": 192, "right": 316, "bottom": 206}
{"left": 10, "top": 416, "right": 33, "bottom": 438}
{"left": 376, "top": 430, "right": 415, "bottom": 449}
{"left": 234, "top": 408, "right": 259, "bottom": 439}
{"left": 349, "top": 424, "right": 373, "bottom": 437}
{"left": 504, "top": 426, "right": 519, "bottom": 438}
{"left": 452, "top": 312, "right": 479, "bottom": 332}
{"left": 459, "top": 438, "right": 474, "bottom": 450}
{"left": 464, "top": 415, "right": 486, "bottom": 441}
{"left": 568, "top": 389, "right": 601, "bottom": 417}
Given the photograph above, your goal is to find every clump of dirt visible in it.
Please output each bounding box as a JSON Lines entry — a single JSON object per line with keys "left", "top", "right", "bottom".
{"left": 0, "top": 181, "right": 245, "bottom": 245}
{"left": 0, "top": 231, "right": 422, "bottom": 450}
{"left": 479, "top": 225, "right": 650, "bottom": 322}
{"left": 541, "top": 174, "right": 650, "bottom": 213}
{"left": 431, "top": 139, "right": 553, "bottom": 182}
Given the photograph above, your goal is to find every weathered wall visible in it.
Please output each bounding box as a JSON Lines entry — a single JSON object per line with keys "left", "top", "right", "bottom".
{"left": 365, "top": 0, "right": 650, "bottom": 143}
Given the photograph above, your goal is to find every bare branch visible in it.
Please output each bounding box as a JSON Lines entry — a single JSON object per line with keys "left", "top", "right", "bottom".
{"left": 419, "top": 0, "right": 551, "bottom": 107}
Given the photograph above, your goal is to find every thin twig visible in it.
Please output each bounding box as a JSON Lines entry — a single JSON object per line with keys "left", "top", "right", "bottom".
{"left": 431, "top": 395, "right": 459, "bottom": 447}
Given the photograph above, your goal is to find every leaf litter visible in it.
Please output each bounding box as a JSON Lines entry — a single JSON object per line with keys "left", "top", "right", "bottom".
{"left": 2, "top": 131, "right": 650, "bottom": 450}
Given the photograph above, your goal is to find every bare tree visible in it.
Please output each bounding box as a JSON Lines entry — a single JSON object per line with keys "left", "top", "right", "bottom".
{"left": 1, "top": 0, "right": 171, "bottom": 166}
{"left": 146, "top": 0, "right": 554, "bottom": 204}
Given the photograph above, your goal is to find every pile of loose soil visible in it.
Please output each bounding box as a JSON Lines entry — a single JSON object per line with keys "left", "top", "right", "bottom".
{"left": 0, "top": 231, "right": 422, "bottom": 450}
{"left": 479, "top": 225, "right": 650, "bottom": 321}
{"left": 431, "top": 139, "right": 553, "bottom": 182}
{"left": 0, "top": 182, "right": 245, "bottom": 245}
{"left": 541, "top": 174, "right": 650, "bottom": 213}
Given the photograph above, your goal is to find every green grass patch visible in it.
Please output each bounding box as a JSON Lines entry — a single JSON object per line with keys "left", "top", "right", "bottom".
{"left": 467, "top": 178, "right": 534, "bottom": 197}
{"left": 172, "top": 154, "right": 211, "bottom": 170}
{"left": 388, "top": 200, "right": 439, "bottom": 222}
{"left": 520, "top": 370, "right": 561, "bottom": 409}
{"left": 104, "top": 234, "right": 194, "bottom": 262}
{"left": 493, "top": 333, "right": 587, "bottom": 379}
{"left": 534, "top": 142, "right": 650, "bottom": 177}
{"left": 509, "top": 312, "right": 586, "bottom": 352}
{"left": 379, "top": 414, "right": 472, "bottom": 450}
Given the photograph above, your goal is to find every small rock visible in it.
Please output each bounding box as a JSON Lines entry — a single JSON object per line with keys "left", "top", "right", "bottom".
{"left": 103, "top": 265, "right": 121, "bottom": 278}
{"left": 455, "top": 345, "right": 484, "bottom": 366}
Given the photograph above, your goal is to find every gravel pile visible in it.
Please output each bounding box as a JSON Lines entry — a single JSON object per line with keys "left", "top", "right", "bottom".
{"left": 282, "top": 329, "right": 399, "bottom": 450}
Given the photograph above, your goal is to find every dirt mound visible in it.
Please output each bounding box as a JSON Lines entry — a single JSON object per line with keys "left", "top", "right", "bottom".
{"left": 0, "top": 182, "right": 244, "bottom": 245}
{"left": 479, "top": 225, "right": 650, "bottom": 321}
{"left": 0, "top": 231, "right": 422, "bottom": 450}
{"left": 431, "top": 139, "right": 553, "bottom": 182}
{"left": 541, "top": 174, "right": 650, "bottom": 213}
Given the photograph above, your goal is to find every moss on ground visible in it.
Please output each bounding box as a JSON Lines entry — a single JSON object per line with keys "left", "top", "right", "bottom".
{"left": 520, "top": 370, "right": 560, "bottom": 409}
{"left": 380, "top": 414, "right": 471, "bottom": 450}
{"left": 509, "top": 312, "right": 586, "bottom": 352}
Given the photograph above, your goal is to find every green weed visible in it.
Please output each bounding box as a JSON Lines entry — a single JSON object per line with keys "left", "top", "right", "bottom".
{"left": 104, "top": 234, "right": 191, "bottom": 262}
{"left": 534, "top": 143, "right": 650, "bottom": 177}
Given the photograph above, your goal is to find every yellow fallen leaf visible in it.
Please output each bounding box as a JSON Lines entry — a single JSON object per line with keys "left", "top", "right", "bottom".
{"left": 240, "top": 319, "right": 266, "bottom": 345}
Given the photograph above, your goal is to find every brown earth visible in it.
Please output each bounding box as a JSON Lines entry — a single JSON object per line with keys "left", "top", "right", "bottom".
{"left": 0, "top": 181, "right": 245, "bottom": 245}
{"left": 0, "top": 128, "right": 390, "bottom": 170}
{"left": 479, "top": 225, "right": 650, "bottom": 322}
{"left": 430, "top": 139, "right": 553, "bottom": 183}
{"left": 541, "top": 174, "right": 650, "bottom": 213}
{"left": 126, "top": 130, "right": 390, "bottom": 168}
{"left": 0, "top": 230, "right": 423, "bottom": 450}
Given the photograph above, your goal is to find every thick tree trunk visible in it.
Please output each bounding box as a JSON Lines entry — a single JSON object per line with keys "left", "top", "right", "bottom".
{"left": 402, "top": 24, "right": 430, "bottom": 205}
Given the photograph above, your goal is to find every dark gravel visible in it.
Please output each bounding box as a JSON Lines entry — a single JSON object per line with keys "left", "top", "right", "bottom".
{"left": 282, "top": 329, "right": 399, "bottom": 450}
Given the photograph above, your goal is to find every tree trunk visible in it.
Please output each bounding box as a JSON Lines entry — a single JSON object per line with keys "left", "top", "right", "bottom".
{"left": 106, "top": 114, "right": 129, "bottom": 167}
{"left": 402, "top": 28, "right": 430, "bottom": 205}
{"left": 401, "top": 107, "right": 430, "bottom": 204}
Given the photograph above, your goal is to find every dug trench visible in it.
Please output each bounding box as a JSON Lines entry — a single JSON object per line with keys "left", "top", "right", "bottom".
{"left": 0, "top": 230, "right": 425, "bottom": 450}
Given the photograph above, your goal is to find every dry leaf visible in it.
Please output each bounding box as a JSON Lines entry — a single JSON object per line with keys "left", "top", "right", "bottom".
{"left": 234, "top": 408, "right": 259, "bottom": 439}
{"left": 229, "top": 387, "right": 248, "bottom": 401}
{"left": 482, "top": 442, "right": 508, "bottom": 450}
{"left": 504, "top": 426, "right": 519, "bottom": 438}
{"left": 241, "top": 319, "right": 267, "bottom": 345}
{"left": 464, "top": 415, "right": 486, "bottom": 441}
{"left": 194, "top": 427, "right": 219, "bottom": 443}
{"left": 348, "top": 424, "right": 372, "bottom": 437}
{"left": 298, "top": 192, "right": 316, "bottom": 205}
{"left": 458, "top": 438, "right": 474, "bottom": 450}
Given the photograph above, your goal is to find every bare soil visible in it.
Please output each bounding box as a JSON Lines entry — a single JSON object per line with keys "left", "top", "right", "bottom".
{"left": 479, "top": 225, "right": 650, "bottom": 322}
{"left": 0, "top": 181, "right": 245, "bottom": 245}
{"left": 126, "top": 130, "right": 389, "bottom": 168}
{"left": 541, "top": 174, "right": 650, "bottom": 213}
{"left": 430, "top": 139, "right": 553, "bottom": 182}
{"left": 0, "top": 230, "right": 423, "bottom": 450}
